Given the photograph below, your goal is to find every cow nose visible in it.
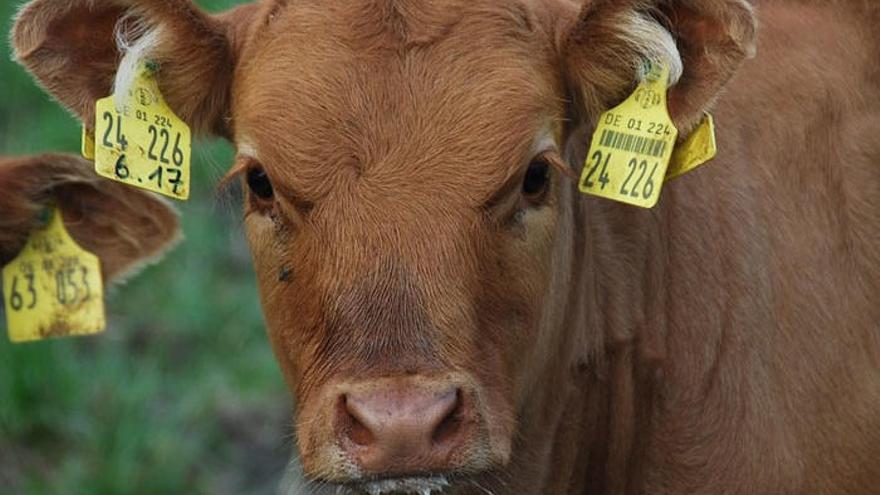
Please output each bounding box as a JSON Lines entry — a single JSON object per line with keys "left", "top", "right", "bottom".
{"left": 336, "top": 385, "right": 468, "bottom": 473}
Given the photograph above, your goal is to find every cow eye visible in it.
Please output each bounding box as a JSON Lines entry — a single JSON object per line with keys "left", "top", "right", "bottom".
{"left": 246, "top": 166, "right": 274, "bottom": 200}
{"left": 522, "top": 159, "right": 550, "bottom": 203}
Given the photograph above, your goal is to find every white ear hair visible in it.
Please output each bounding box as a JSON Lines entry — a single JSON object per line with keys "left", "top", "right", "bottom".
{"left": 618, "top": 11, "right": 683, "bottom": 85}
{"left": 113, "top": 14, "right": 163, "bottom": 108}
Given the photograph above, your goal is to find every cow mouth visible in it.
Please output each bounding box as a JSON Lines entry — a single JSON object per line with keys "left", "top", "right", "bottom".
{"left": 295, "top": 468, "right": 505, "bottom": 495}
{"left": 307, "top": 474, "right": 480, "bottom": 495}
{"left": 354, "top": 475, "right": 450, "bottom": 494}
{"left": 302, "top": 475, "right": 451, "bottom": 495}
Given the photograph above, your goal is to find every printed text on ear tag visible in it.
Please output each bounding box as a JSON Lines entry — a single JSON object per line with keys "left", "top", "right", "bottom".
{"left": 579, "top": 61, "right": 679, "bottom": 208}
{"left": 94, "top": 62, "right": 191, "bottom": 200}
{"left": 2, "top": 209, "right": 105, "bottom": 343}
{"left": 666, "top": 113, "right": 717, "bottom": 180}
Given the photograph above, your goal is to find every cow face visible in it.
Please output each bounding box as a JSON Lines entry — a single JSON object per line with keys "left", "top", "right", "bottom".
{"left": 233, "top": 2, "right": 569, "bottom": 482}
{"left": 13, "top": 0, "right": 755, "bottom": 492}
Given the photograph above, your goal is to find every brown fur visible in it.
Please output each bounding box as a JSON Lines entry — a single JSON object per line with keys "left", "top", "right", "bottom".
{"left": 0, "top": 154, "right": 180, "bottom": 282}
{"left": 11, "top": 0, "right": 880, "bottom": 493}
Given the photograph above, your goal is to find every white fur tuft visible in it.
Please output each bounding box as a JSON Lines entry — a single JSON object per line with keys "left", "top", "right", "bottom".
{"left": 113, "top": 16, "right": 163, "bottom": 110}
{"left": 619, "top": 12, "right": 683, "bottom": 86}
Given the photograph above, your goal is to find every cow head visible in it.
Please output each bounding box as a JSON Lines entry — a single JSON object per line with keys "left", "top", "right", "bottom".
{"left": 0, "top": 153, "right": 180, "bottom": 282}
{"left": 13, "top": 0, "right": 755, "bottom": 492}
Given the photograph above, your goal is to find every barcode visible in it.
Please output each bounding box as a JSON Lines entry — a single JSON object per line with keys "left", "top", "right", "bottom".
{"left": 599, "top": 130, "right": 667, "bottom": 158}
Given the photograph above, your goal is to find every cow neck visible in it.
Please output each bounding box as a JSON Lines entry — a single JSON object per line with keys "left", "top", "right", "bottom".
{"left": 559, "top": 138, "right": 673, "bottom": 494}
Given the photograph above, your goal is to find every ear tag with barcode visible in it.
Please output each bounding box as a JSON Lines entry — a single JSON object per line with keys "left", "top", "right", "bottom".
{"left": 94, "top": 61, "right": 191, "bottom": 200}
{"left": 666, "top": 113, "right": 717, "bottom": 180}
{"left": 579, "top": 61, "right": 679, "bottom": 208}
{"left": 2, "top": 209, "right": 105, "bottom": 343}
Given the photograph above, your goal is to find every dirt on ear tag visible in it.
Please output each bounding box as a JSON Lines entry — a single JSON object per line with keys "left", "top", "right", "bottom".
{"left": 579, "top": 61, "right": 679, "bottom": 208}
{"left": 82, "top": 127, "right": 95, "bottom": 160}
{"left": 94, "top": 62, "right": 191, "bottom": 200}
{"left": 2, "top": 209, "right": 105, "bottom": 343}
{"left": 666, "top": 113, "right": 717, "bottom": 180}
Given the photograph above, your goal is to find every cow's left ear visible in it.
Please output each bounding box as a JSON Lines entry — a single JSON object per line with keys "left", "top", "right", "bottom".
{"left": 12, "top": 0, "right": 260, "bottom": 138}
{"left": 558, "top": 0, "right": 757, "bottom": 133}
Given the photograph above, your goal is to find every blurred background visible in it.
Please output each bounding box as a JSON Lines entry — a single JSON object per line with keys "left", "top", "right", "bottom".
{"left": 0, "top": 1, "right": 291, "bottom": 494}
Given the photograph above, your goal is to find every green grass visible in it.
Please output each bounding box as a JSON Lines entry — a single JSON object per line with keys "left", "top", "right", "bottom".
{"left": 0, "top": 1, "right": 289, "bottom": 494}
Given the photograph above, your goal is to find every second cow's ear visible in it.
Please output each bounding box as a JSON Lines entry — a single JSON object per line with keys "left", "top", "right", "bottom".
{"left": 0, "top": 154, "right": 181, "bottom": 284}
{"left": 12, "top": 0, "right": 259, "bottom": 137}
{"left": 559, "top": 0, "right": 757, "bottom": 133}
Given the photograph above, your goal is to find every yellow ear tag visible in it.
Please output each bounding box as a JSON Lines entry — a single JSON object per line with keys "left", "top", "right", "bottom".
{"left": 2, "top": 209, "right": 105, "bottom": 343}
{"left": 81, "top": 127, "right": 95, "bottom": 160}
{"left": 666, "top": 113, "right": 717, "bottom": 180}
{"left": 579, "top": 61, "right": 679, "bottom": 208}
{"left": 94, "top": 61, "right": 191, "bottom": 200}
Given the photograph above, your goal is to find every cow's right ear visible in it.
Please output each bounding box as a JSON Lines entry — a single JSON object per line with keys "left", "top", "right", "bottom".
{"left": 0, "top": 154, "right": 181, "bottom": 284}
{"left": 12, "top": 0, "right": 260, "bottom": 137}
{"left": 557, "top": 0, "right": 757, "bottom": 133}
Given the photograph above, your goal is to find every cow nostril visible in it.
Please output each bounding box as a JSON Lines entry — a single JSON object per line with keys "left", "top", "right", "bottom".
{"left": 333, "top": 383, "right": 477, "bottom": 474}
{"left": 340, "top": 395, "right": 375, "bottom": 447}
{"left": 431, "top": 388, "right": 464, "bottom": 446}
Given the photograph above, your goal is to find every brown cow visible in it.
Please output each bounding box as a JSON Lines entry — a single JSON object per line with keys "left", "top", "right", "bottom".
{"left": 0, "top": 153, "right": 180, "bottom": 283}
{"left": 11, "top": 0, "right": 880, "bottom": 493}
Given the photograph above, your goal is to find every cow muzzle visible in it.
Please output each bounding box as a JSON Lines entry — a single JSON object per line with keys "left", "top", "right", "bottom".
{"left": 296, "top": 373, "right": 508, "bottom": 488}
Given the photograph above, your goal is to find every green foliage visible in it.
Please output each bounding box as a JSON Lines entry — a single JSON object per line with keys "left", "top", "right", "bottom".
{"left": 0, "top": 1, "right": 289, "bottom": 494}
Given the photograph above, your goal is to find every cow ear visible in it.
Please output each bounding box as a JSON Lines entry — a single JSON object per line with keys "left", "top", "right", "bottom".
{"left": 559, "top": 0, "right": 757, "bottom": 132}
{"left": 12, "top": 0, "right": 260, "bottom": 138}
{"left": 0, "top": 154, "right": 181, "bottom": 284}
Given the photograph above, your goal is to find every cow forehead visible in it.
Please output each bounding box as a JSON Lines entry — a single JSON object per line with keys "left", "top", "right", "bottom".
{"left": 232, "top": 0, "right": 560, "bottom": 204}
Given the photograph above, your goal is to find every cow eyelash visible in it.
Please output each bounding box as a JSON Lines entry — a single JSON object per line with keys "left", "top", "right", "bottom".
{"left": 247, "top": 165, "right": 274, "bottom": 200}
{"left": 240, "top": 160, "right": 276, "bottom": 214}
{"left": 522, "top": 157, "right": 551, "bottom": 205}
{"left": 220, "top": 157, "right": 276, "bottom": 214}
{"left": 223, "top": 157, "right": 317, "bottom": 219}
{"left": 520, "top": 151, "right": 574, "bottom": 207}
{"left": 483, "top": 151, "right": 566, "bottom": 225}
